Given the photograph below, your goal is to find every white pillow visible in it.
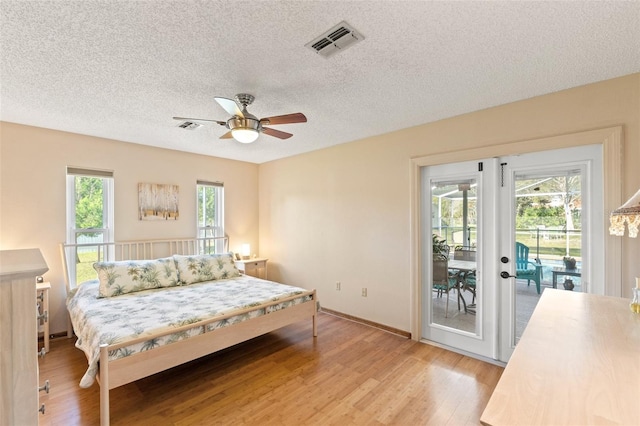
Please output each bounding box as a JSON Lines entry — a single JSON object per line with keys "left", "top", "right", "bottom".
{"left": 94, "top": 257, "right": 179, "bottom": 298}
{"left": 173, "top": 252, "right": 240, "bottom": 285}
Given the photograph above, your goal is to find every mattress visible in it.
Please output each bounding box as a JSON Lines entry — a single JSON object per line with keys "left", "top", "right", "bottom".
{"left": 67, "top": 275, "right": 311, "bottom": 387}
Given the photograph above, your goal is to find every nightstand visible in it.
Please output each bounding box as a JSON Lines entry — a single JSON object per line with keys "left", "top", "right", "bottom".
{"left": 36, "top": 281, "right": 51, "bottom": 353}
{"left": 235, "top": 258, "right": 269, "bottom": 279}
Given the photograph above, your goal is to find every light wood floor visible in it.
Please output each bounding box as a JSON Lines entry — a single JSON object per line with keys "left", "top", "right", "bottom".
{"left": 38, "top": 312, "right": 503, "bottom": 425}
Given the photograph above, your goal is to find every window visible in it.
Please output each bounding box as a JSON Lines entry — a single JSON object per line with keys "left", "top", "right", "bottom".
{"left": 66, "top": 167, "right": 114, "bottom": 283}
{"left": 197, "top": 180, "right": 224, "bottom": 252}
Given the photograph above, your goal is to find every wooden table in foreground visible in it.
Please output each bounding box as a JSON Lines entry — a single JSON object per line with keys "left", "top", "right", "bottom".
{"left": 481, "top": 289, "right": 640, "bottom": 425}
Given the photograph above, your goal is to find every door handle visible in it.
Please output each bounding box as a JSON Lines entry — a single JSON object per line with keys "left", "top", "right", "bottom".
{"left": 500, "top": 271, "right": 516, "bottom": 279}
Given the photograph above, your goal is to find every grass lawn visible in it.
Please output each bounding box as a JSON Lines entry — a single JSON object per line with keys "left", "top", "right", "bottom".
{"left": 516, "top": 232, "right": 581, "bottom": 259}
{"left": 74, "top": 250, "right": 100, "bottom": 283}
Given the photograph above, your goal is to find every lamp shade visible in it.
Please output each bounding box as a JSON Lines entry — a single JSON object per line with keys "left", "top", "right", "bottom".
{"left": 241, "top": 243, "right": 251, "bottom": 258}
{"left": 231, "top": 128, "right": 259, "bottom": 144}
{"left": 609, "top": 188, "right": 640, "bottom": 238}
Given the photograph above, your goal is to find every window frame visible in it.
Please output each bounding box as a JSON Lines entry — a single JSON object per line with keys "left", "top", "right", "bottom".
{"left": 65, "top": 167, "right": 115, "bottom": 283}
{"left": 196, "top": 180, "right": 225, "bottom": 252}
{"left": 66, "top": 167, "right": 115, "bottom": 245}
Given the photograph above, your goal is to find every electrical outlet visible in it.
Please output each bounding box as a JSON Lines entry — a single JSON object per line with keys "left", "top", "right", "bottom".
{"left": 336, "top": 281, "right": 341, "bottom": 291}
{"left": 361, "top": 287, "right": 367, "bottom": 297}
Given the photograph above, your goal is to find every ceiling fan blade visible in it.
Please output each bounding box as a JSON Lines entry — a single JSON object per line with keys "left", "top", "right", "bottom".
{"left": 215, "top": 97, "right": 243, "bottom": 118}
{"left": 220, "top": 131, "right": 234, "bottom": 139}
{"left": 262, "top": 127, "right": 293, "bottom": 140}
{"left": 260, "top": 113, "right": 307, "bottom": 125}
{"left": 173, "top": 117, "right": 226, "bottom": 125}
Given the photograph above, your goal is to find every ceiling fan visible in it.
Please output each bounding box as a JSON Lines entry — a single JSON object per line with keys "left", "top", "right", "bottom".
{"left": 174, "top": 93, "right": 307, "bottom": 144}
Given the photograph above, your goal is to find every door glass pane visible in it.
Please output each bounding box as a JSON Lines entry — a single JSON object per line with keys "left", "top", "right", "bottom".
{"left": 431, "top": 178, "right": 478, "bottom": 334}
{"left": 513, "top": 171, "right": 582, "bottom": 342}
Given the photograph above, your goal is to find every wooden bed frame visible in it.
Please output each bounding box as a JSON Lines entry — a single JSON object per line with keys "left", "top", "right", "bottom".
{"left": 60, "top": 238, "right": 318, "bottom": 426}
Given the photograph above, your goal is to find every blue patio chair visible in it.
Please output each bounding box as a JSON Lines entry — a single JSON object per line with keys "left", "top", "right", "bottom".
{"left": 516, "top": 242, "right": 542, "bottom": 294}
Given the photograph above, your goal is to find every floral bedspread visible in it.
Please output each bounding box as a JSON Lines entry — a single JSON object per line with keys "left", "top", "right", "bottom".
{"left": 67, "top": 275, "right": 311, "bottom": 388}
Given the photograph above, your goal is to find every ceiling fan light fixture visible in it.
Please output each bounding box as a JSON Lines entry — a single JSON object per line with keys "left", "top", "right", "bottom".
{"left": 176, "top": 93, "right": 306, "bottom": 143}
{"left": 228, "top": 115, "right": 260, "bottom": 143}
{"left": 231, "top": 128, "right": 259, "bottom": 144}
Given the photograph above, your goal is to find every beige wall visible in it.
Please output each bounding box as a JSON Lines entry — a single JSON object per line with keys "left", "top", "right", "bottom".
{"left": 1, "top": 73, "right": 638, "bottom": 337}
{"left": 0, "top": 123, "right": 259, "bottom": 334}
{"left": 259, "top": 73, "right": 640, "bottom": 332}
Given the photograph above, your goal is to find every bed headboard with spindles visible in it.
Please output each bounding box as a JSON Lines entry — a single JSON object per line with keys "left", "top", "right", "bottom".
{"left": 60, "top": 237, "right": 228, "bottom": 293}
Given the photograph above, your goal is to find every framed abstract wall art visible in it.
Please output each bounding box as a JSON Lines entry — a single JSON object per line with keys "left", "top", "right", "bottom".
{"left": 138, "top": 183, "right": 179, "bottom": 221}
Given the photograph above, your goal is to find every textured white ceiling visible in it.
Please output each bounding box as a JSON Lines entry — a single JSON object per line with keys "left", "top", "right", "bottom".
{"left": 1, "top": 1, "right": 639, "bottom": 164}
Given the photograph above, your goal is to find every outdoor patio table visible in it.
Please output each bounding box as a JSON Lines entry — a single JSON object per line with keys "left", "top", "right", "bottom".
{"left": 551, "top": 267, "right": 581, "bottom": 289}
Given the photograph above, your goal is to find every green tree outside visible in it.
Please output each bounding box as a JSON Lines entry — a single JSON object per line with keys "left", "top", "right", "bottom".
{"left": 75, "top": 176, "right": 104, "bottom": 233}
{"left": 198, "top": 185, "right": 217, "bottom": 227}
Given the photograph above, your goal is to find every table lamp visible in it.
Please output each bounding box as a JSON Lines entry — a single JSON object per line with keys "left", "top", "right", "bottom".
{"left": 241, "top": 243, "right": 251, "bottom": 260}
{"left": 609, "top": 188, "right": 640, "bottom": 238}
{"left": 609, "top": 187, "right": 640, "bottom": 313}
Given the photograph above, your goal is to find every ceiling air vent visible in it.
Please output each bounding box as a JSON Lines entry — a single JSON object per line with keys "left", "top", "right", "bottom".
{"left": 306, "top": 21, "right": 364, "bottom": 58}
{"left": 177, "top": 121, "right": 202, "bottom": 130}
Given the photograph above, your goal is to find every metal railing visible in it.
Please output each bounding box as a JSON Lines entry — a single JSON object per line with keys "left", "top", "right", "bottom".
{"left": 516, "top": 228, "right": 581, "bottom": 260}
{"left": 433, "top": 226, "right": 581, "bottom": 259}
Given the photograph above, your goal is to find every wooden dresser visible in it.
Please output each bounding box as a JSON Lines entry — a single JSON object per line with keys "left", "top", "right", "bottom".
{"left": 0, "top": 249, "right": 49, "bottom": 425}
{"left": 481, "top": 289, "right": 640, "bottom": 425}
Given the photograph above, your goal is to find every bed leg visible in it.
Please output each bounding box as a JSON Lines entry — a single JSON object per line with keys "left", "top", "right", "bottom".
{"left": 99, "top": 344, "right": 110, "bottom": 426}
{"left": 312, "top": 290, "right": 318, "bottom": 337}
{"left": 313, "top": 314, "right": 317, "bottom": 337}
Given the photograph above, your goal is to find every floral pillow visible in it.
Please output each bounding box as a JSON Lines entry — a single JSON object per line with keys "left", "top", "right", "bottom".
{"left": 173, "top": 252, "right": 240, "bottom": 285}
{"left": 94, "top": 257, "right": 180, "bottom": 298}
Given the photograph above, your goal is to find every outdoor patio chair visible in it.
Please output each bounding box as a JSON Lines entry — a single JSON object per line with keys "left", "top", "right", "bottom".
{"left": 515, "top": 242, "right": 543, "bottom": 294}
{"left": 460, "top": 270, "right": 476, "bottom": 305}
{"left": 432, "top": 253, "right": 459, "bottom": 317}
{"left": 454, "top": 246, "right": 476, "bottom": 261}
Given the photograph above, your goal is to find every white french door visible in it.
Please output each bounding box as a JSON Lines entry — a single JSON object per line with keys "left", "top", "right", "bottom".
{"left": 420, "top": 144, "right": 603, "bottom": 362}
{"left": 421, "top": 159, "right": 499, "bottom": 359}
{"left": 497, "top": 144, "right": 603, "bottom": 361}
